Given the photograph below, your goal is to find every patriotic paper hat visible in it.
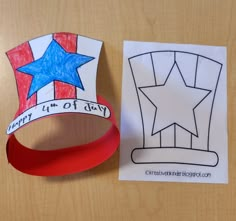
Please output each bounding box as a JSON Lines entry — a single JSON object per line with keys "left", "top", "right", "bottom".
{"left": 6, "top": 32, "right": 120, "bottom": 176}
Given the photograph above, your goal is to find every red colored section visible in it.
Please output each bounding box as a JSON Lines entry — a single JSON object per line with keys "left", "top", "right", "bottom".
{"left": 53, "top": 33, "right": 77, "bottom": 99}
{"left": 7, "top": 42, "right": 36, "bottom": 116}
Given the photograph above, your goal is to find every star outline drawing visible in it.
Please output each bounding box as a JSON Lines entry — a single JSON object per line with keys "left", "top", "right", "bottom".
{"left": 17, "top": 39, "right": 95, "bottom": 99}
{"left": 139, "top": 61, "right": 212, "bottom": 138}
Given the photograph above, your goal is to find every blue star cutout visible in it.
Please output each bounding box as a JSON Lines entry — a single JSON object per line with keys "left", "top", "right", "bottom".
{"left": 17, "top": 39, "right": 94, "bottom": 98}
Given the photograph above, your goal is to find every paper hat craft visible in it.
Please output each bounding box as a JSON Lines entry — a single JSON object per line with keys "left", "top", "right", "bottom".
{"left": 6, "top": 33, "right": 120, "bottom": 176}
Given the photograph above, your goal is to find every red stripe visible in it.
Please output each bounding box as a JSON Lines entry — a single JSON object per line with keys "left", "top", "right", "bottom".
{"left": 53, "top": 33, "right": 77, "bottom": 99}
{"left": 7, "top": 42, "right": 36, "bottom": 116}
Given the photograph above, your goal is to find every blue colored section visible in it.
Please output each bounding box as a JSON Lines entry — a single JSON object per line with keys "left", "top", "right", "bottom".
{"left": 17, "top": 40, "right": 94, "bottom": 98}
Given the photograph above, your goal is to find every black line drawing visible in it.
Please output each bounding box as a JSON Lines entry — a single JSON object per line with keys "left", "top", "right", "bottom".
{"left": 129, "top": 50, "right": 223, "bottom": 167}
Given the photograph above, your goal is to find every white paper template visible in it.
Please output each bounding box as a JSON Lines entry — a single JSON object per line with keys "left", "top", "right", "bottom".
{"left": 119, "top": 41, "right": 227, "bottom": 184}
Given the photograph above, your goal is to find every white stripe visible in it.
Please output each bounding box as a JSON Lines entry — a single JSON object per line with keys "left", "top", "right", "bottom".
{"left": 76, "top": 36, "right": 102, "bottom": 102}
{"left": 29, "top": 34, "right": 54, "bottom": 104}
{"left": 7, "top": 99, "right": 110, "bottom": 134}
{"left": 130, "top": 55, "right": 158, "bottom": 147}
{"left": 161, "top": 126, "right": 174, "bottom": 147}
{"left": 151, "top": 52, "right": 175, "bottom": 85}
{"left": 192, "top": 57, "right": 221, "bottom": 150}
{"left": 176, "top": 126, "right": 191, "bottom": 148}
{"left": 175, "top": 52, "right": 197, "bottom": 87}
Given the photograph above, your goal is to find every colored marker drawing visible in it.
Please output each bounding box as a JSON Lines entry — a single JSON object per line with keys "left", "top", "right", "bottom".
{"left": 6, "top": 33, "right": 110, "bottom": 134}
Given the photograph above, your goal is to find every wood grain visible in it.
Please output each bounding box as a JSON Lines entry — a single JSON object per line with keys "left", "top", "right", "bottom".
{"left": 0, "top": 0, "right": 235, "bottom": 220}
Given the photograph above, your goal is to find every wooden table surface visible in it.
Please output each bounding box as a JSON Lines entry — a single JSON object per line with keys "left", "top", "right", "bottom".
{"left": 0, "top": 0, "right": 235, "bottom": 220}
